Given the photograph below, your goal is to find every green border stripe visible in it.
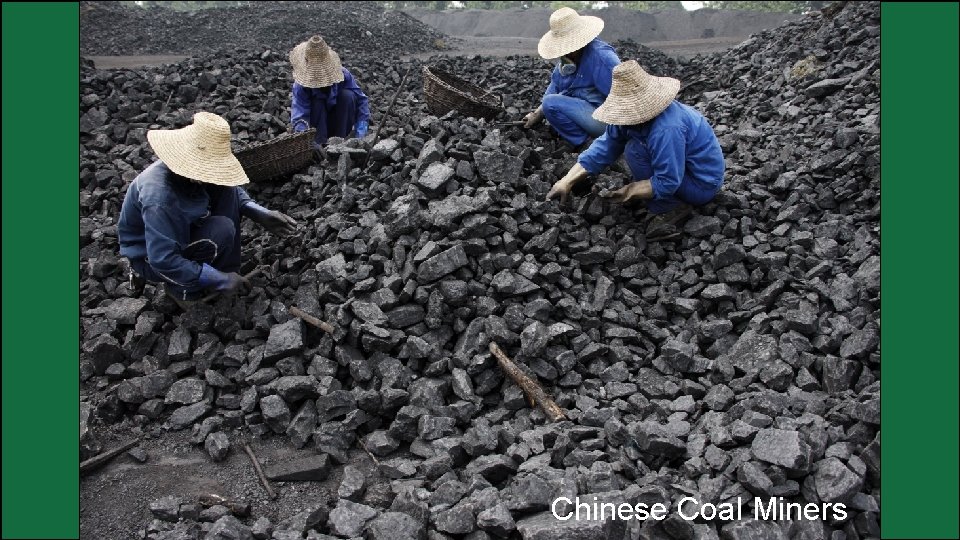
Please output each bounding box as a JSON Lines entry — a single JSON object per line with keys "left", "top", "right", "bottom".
{"left": 1, "top": 2, "right": 80, "bottom": 539}
{"left": 883, "top": 3, "right": 959, "bottom": 539}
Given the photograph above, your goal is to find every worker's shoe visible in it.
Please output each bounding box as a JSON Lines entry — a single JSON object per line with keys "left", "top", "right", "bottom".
{"left": 646, "top": 205, "right": 693, "bottom": 236}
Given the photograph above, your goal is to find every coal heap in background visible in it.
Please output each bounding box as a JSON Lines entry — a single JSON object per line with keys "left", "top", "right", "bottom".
{"left": 79, "top": 1, "right": 447, "bottom": 56}
{"left": 80, "top": 3, "right": 880, "bottom": 539}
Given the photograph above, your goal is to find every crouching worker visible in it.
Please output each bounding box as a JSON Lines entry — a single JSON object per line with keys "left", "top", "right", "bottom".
{"left": 119, "top": 112, "right": 297, "bottom": 306}
{"left": 522, "top": 7, "right": 621, "bottom": 151}
{"left": 289, "top": 35, "right": 371, "bottom": 148}
{"left": 546, "top": 61, "right": 725, "bottom": 234}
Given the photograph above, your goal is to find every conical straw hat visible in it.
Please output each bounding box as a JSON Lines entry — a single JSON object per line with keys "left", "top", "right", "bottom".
{"left": 537, "top": 7, "right": 604, "bottom": 60}
{"left": 146, "top": 112, "right": 249, "bottom": 186}
{"left": 592, "top": 60, "right": 681, "bottom": 125}
{"left": 289, "top": 35, "right": 345, "bottom": 88}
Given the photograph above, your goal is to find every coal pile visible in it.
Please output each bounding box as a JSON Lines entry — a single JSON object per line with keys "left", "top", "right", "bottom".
{"left": 80, "top": 1, "right": 446, "bottom": 56}
{"left": 81, "top": 3, "right": 879, "bottom": 539}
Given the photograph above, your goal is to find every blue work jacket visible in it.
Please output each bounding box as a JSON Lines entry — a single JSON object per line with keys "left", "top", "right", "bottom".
{"left": 291, "top": 67, "right": 370, "bottom": 143}
{"left": 544, "top": 38, "right": 621, "bottom": 107}
{"left": 578, "top": 101, "right": 725, "bottom": 200}
{"left": 118, "top": 161, "right": 254, "bottom": 289}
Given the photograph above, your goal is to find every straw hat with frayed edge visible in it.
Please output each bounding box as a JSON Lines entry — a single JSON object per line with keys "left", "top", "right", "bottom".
{"left": 147, "top": 112, "right": 249, "bottom": 187}
{"left": 538, "top": 7, "right": 604, "bottom": 60}
{"left": 289, "top": 35, "right": 345, "bottom": 88}
{"left": 592, "top": 60, "right": 681, "bottom": 125}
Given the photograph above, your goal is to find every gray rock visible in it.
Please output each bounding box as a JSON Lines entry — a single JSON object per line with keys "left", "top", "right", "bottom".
{"left": 417, "top": 245, "right": 468, "bottom": 283}
{"left": 150, "top": 495, "right": 183, "bottom": 522}
{"left": 205, "top": 432, "right": 230, "bottom": 462}
{"left": 751, "top": 428, "right": 811, "bottom": 471}
{"left": 259, "top": 395, "right": 291, "bottom": 434}
{"left": 418, "top": 162, "right": 455, "bottom": 192}
{"left": 327, "top": 500, "right": 378, "bottom": 538}
{"left": 474, "top": 150, "right": 522, "bottom": 185}
{"left": 338, "top": 465, "right": 366, "bottom": 501}
{"left": 270, "top": 376, "right": 320, "bottom": 402}
{"left": 515, "top": 508, "right": 625, "bottom": 540}
{"left": 169, "top": 402, "right": 211, "bottom": 430}
{"left": 263, "top": 319, "right": 304, "bottom": 362}
{"left": 165, "top": 378, "right": 207, "bottom": 405}
{"left": 286, "top": 400, "right": 318, "bottom": 448}
{"left": 264, "top": 454, "right": 331, "bottom": 482}
{"left": 805, "top": 77, "right": 851, "bottom": 98}
{"left": 365, "top": 511, "right": 425, "bottom": 540}
{"left": 477, "top": 503, "right": 516, "bottom": 537}
{"left": 103, "top": 297, "right": 148, "bottom": 325}
{"left": 205, "top": 515, "right": 253, "bottom": 540}
{"left": 814, "top": 457, "right": 863, "bottom": 503}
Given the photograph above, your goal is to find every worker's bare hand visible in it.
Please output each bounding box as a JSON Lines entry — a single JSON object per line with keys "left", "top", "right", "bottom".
{"left": 259, "top": 210, "right": 298, "bottom": 237}
{"left": 600, "top": 181, "right": 653, "bottom": 204}
{"left": 545, "top": 179, "right": 573, "bottom": 204}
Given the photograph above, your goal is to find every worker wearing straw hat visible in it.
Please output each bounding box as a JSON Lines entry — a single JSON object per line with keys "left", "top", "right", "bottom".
{"left": 546, "top": 61, "right": 725, "bottom": 234}
{"left": 289, "top": 35, "right": 370, "bottom": 148}
{"left": 522, "top": 7, "right": 621, "bottom": 151}
{"left": 119, "top": 112, "right": 297, "bottom": 306}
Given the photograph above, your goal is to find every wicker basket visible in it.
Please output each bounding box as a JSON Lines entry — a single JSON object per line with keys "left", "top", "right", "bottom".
{"left": 235, "top": 128, "right": 316, "bottom": 183}
{"left": 422, "top": 66, "right": 503, "bottom": 120}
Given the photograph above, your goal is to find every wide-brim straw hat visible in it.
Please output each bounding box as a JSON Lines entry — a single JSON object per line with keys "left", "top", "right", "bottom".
{"left": 538, "top": 7, "right": 604, "bottom": 60}
{"left": 289, "top": 35, "right": 344, "bottom": 88}
{"left": 146, "top": 112, "right": 249, "bottom": 186}
{"left": 592, "top": 60, "right": 682, "bottom": 125}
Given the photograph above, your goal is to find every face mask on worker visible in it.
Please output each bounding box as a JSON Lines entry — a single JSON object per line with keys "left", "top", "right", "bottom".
{"left": 557, "top": 56, "right": 577, "bottom": 76}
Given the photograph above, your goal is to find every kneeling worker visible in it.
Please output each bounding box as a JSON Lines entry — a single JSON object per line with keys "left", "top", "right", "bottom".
{"left": 289, "top": 35, "right": 371, "bottom": 147}
{"left": 546, "top": 61, "right": 725, "bottom": 234}
{"left": 119, "top": 112, "right": 297, "bottom": 305}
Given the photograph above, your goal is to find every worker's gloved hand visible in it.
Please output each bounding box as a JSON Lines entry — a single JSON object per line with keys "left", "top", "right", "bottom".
{"left": 355, "top": 120, "right": 369, "bottom": 138}
{"left": 523, "top": 108, "right": 544, "bottom": 129}
{"left": 600, "top": 180, "right": 654, "bottom": 204}
{"left": 198, "top": 264, "right": 250, "bottom": 293}
{"left": 243, "top": 202, "right": 298, "bottom": 236}
{"left": 293, "top": 120, "right": 309, "bottom": 133}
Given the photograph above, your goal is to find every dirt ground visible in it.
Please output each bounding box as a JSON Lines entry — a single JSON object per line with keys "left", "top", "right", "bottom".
{"left": 80, "top": 427, "right": 386, "bottom": 538}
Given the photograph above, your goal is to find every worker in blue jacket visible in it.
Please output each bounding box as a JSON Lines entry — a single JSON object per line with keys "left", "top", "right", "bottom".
{"left": 523, "top": 7, "right": 621, "bottom": 150}
{"left": 119, "top": 112, "right": 297, "bottom": 306}
{"left": 289, "top": 35, "right": 371, "bottom": 147}
{"left": 546, "top": 61, "right": 725, "bottom": 234}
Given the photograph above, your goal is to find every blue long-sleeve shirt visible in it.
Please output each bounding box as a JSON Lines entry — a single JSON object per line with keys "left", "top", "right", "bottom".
{"left": 543, "top": 38, "right": 621, "bottom": 107}
{"left": 118, "top": 161, "right": 255, "bottom": 289}
{"left": 291, "top": 67, "right": 370, "bottom": 143}
{"left": 578, "top": 101, "right": 725, "bottom": 200}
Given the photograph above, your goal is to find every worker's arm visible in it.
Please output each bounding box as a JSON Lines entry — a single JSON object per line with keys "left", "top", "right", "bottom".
{"left": 290, "top": 83, "right": 312, "bottom": 132}
{"left": 545, "top": 162, "right": 590, "bottom": 204}
{"left": 237, "top": 187, "right": 297, "bottom": 236}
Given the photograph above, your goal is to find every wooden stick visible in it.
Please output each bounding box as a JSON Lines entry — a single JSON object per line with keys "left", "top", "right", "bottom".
{"left": 201, "top": 267, "right": 265, "bottom": 303}
{"left": 489, "top": 342, "right": 567, "bottom": 422}
{"left": 370, "top": 66, "right": 412, "bottom": 148}
{"left": 288, "top": 306, "right": 336, "bottom": 334}
{"left": 646, "top": 232, "right": 682, "bottom": 243}
{"left": 357, "top": 439, "right": 381, "bottom": 467}
{"left": 80, "top": 438, "right": 142, "bottom": 475}
{"left": 242, "top": 441, "right": 277, "bottom": 500}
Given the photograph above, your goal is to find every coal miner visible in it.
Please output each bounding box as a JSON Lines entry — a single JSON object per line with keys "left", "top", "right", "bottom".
{"left": 546, "top": 61, "right": 725, "bottom": 234}
{"left": 118, "top": 112, "right": 297, "bottom": 306}
{"left": 289, "top": 35, "right": 371, "bottom": 148}
{"left": 522, "top": 7, "right": 621, "bottom": 151}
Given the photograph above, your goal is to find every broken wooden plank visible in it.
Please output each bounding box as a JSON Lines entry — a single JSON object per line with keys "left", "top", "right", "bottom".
{"left": 489, "top": 342, "right": 567, "bottom": 422}
{"left": 80, "top": 438, "right": 142, "bottom": 475}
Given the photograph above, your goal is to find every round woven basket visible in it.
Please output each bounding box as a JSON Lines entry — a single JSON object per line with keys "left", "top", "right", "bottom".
{"left": 234, "top": 128, "right": 316, "bottom": 183}
{"left": 422, "top": 66, "right": 503, "bottom": 120}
